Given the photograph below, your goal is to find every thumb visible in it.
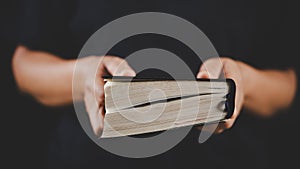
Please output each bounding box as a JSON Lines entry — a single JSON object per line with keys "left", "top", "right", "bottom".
{"left": 103, "top": 56, "right": 136, "bottom": 76}
{"left": 197, "top": 68, "right": 209, "bottom": 78}
{"left": 197, "top": 58, "right": 223, "bottom": 79}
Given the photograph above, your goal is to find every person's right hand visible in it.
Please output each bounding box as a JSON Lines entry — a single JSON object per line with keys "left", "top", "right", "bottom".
{"left": 76, "top": 56, "right": 136, "bottom": 136}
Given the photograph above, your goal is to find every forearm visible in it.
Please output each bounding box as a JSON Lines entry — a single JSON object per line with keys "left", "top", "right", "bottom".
{"left": 239, "top": 61, "right": 297, "bottom": 116}
{"left": 12, "top": 45, "right": 77, "bottom": 106}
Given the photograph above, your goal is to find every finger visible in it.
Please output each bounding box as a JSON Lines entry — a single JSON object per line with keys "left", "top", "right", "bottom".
{"left": 197, "top": 58, "right": 223, "bottom": 79}
{"left": 84, "top": 88, "right": 104, "bottom": 137}
{"left": 215, "top": 128, "right": 224, "bottom": 134}
{"left": 221, "top": 59, "right": 244, "bottom": 129}
{"left": 197, "top": 122, "right": 227, "bottom": 134}
{"left": 196, "top": 123, "right": 219, "bottom": 133}
{"left": 213, "top": 119, "right": 235, "bottom": 132}
{"left": 94, "top": 75, "right": 105, "bottom": 104}
{"left": 103, "top": 56, "right": 136, "bottom": 76}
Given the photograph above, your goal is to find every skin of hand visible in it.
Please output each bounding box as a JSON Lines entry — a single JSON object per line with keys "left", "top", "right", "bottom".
{"left": 12, "top": 46, "right": 296, "bottom": 136}
{"left": 197, "top": 58, "right": 244, "bottom": 133}
{"left": 197, "top": 57, "right": 297, "bottom": 133}
{"left": 12, "top": 46, "right": 136, "bottom": 137}
{"left": 74, "top": 56, "right": 136, "bottom": 136}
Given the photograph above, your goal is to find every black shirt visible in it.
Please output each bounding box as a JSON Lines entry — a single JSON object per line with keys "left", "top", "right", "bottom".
{"left": 6, "top": 0, "right": 300, "bottom": 168}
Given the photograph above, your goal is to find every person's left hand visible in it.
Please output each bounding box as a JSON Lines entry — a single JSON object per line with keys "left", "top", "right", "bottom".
{"left": 197, "top": 57, "right": 245, "bottom": 133}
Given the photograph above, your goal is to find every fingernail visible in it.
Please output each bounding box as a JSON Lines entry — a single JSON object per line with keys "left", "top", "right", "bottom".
{"left": 197, "top": 71, "right": 208, "bottom": 78}
{"left": 95, "top": 125, "right": 103, "bottom": 138}
{"left": 97, "top": 130, "right": 103, "bottom": 138}
{"left": 216, "top": 129, "right": 224, "bottom": 134}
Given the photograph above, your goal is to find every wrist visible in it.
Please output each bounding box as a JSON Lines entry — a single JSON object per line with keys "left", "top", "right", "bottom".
{"left": 73, "top": 56, "right": 103, "bottom": 100}
{"left": 236, "top": 61, "right": 258, "bottom": 101}
{"left": 70, "top": 58, "right": 87, "bottom": 101}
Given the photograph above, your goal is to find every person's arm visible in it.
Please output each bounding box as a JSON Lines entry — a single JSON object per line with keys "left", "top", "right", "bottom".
{"left": 238, "top": 61, "right": 297, "bottom": 116}
{"left": 197, "top": 57, "right": 297, "bottom": 133}
{"left": 12, "top": 45, "right": 136, "bottom": 135}
{"left": 12, "top": 45, "right": 75, "bottom": 106}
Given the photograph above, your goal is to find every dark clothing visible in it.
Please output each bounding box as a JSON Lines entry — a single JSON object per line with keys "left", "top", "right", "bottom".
{"left": 2, "top": 0, "right": 299, "bottom": 168}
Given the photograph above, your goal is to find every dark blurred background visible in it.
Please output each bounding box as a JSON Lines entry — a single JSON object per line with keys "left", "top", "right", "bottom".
{"left": 1, "top": 0, "right": 299, "bottom": 169}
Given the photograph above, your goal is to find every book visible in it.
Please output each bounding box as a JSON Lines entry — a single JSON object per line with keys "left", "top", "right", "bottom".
{"left": 102, "top": 76, "right": 235, "bottom": 138}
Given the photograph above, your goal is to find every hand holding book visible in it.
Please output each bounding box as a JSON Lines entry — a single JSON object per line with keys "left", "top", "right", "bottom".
{"left": 77, "top": 56, "right": 296, "bottom": 137}
{"left": 197, "top": 57, "right": 297, "bottom": 134}
{"left": 76, "top": 56, "right": 136, "bottom": 137}
{"left": 12, "top": 47, "right": 297, "bottom": 138}
{"left": 197, "top": 57, "right": 243, "bottom": 133}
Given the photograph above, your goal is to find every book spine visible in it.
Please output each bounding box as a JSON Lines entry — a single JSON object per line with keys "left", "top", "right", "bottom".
{"left": 225, "top": 79, "right": 236, "bottom": 119}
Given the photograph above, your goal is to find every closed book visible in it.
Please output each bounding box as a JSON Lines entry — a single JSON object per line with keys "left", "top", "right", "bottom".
{"left": 102, "top": 76, "right": 235, "bottom": 138}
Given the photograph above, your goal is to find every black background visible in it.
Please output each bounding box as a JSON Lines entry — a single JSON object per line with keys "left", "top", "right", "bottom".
{"left": 1, "top": 0, "right": 300, "bottom": 169}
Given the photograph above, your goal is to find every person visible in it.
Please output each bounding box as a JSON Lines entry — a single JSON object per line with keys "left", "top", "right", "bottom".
{"left": 7, "top": 0, "right": 299, "bottom": 168}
